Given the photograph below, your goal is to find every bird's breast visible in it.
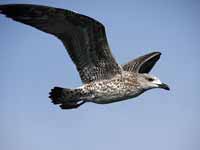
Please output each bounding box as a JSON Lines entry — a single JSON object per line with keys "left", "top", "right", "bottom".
{"left": 84, "top": 74, "right": 143, "bottom": 104}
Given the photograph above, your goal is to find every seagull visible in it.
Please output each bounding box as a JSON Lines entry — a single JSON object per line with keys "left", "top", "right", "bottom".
{"left": 0, "top": 4, "right": 170, "bottom": 109}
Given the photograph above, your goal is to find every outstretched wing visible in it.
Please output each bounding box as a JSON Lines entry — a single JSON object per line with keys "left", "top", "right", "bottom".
{"left": 122, "top": 52, "right": 161, "bottom": 73}
{"left": 0, "top": 4, "right": 121, "bottom": 83}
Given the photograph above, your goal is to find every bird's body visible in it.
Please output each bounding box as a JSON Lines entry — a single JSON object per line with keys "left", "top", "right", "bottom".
{"left": 0, "top": 4, "right": 170, "bottom": 109}
{"left": 82, "top": 71, "right": 142, "bottom": 104}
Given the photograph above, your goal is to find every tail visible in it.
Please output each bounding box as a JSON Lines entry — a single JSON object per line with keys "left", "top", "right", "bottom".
{"left": 49, "top": 87, "right": 86, "bottom": 109}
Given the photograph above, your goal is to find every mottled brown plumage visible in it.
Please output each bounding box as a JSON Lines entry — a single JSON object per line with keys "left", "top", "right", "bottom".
{"left": 0, "top": 4, "right": 170, "bottom": 109}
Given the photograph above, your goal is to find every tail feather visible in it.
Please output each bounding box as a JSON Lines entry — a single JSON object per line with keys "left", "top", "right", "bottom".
{"left": 49, "top": 87, "right": 63, "bottom": 104}
{"left": 49, "top": 87, "right": 85, "bottom": 109}
{"left": 59, "top": 101, "right": 86, "bottom": 109}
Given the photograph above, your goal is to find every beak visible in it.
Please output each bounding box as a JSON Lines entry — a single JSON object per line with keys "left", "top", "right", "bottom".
{"left": 158, "top": 83, "right": 170, "bottom": 91}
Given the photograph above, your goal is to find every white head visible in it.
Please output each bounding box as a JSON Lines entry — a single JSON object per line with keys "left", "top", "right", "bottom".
{"left": 137, "top": 73, "right": 170, "bottom": 91}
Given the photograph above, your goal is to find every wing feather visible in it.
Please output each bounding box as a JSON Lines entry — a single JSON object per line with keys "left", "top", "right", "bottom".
{"left": 122, "top": 52, "right": 161, "bottom": 73}
{"left": 0, "top": 4, "right": 121, "bottom": 83}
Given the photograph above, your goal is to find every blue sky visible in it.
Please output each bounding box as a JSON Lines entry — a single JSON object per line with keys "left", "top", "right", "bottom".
{"left": 0, "top": 0, "right": 199, "bottom": 150}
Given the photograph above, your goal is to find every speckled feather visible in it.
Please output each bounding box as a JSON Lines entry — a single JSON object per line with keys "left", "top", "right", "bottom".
{"left": 82, "top": 71, "right": 142, "bottom": 104}
{"left": 0, "top": 4, "right": 167, "bottom": 109}
{"left": 0, "top": 4, "right": 121, "bottom": 84}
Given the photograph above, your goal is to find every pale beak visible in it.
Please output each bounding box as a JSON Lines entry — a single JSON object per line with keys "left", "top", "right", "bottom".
{"left": 159, "top": 83, "right": 170, "bottom": 90}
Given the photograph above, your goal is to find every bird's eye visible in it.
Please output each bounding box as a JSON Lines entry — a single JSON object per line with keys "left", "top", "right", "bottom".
{"left": 146, "top": 77, "right": 154, "bottom": 82}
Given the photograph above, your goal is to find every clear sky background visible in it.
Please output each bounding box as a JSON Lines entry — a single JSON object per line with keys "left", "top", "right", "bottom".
{"left": 0, "top": 0, "right": 199, "bottom": 150}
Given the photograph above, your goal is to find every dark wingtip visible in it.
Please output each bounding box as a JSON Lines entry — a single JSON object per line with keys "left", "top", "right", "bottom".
{"left": 0, "top": 5, "right": 6, "bottom": 14}
{"left": 151, "top": 51, "right": 162, "bottom": 57}
{"left": 138, "top": 51, "right": 162, "bottom": 73}
{"left": 0, "top": 4, "right": 32, "bottom": 17}
{"left": 0, "top": 5, "right": 12, "bottom": 11}
{"left": 0, "top": 4, "right": 17, "bottom": 16}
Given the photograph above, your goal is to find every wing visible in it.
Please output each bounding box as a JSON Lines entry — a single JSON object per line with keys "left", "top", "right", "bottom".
{"left": 0, "top": 4, "right": 121, "bottom": 83}
{"left": 122, "top": 52, "right": 161, "bottom": 73}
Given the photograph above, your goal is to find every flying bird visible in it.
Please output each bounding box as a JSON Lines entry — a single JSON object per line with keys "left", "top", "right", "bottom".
{"left": 0, "top": 4, "right": 170, "bottom": 109}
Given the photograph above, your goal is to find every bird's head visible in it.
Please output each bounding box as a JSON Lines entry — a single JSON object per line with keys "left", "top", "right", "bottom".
{"left": 137, "top": 73, "right": 170, "bottom": 91}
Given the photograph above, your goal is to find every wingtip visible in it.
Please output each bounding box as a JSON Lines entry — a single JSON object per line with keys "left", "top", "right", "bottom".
{"left": 0, "top": 4, "right": 22, "bottom": 15}
{"left": 0, "top": 4, "right": 8, "bottom": 9}
{"left": 0, "top": 5, "right": 9, "bottom": 15}
{"left": 145, "top": 51, "right": 161, "bottom": 59}
{"left": 0, "top": 5, "right": 3, "bottom": 13}
{"left": 152, "top": 51, "right": 162, "bottom": 56}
